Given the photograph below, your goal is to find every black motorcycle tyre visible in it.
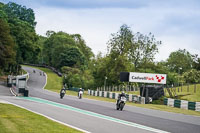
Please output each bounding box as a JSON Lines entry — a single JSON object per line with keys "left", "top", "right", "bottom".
{"left": 79, "top": 93, "right": 82, "bottom": 99}
{"left": 60, "top": 93, "right": 65, "bottom": 99}
{"left": 119, "top": 102, "right": 125, "bottom": 111}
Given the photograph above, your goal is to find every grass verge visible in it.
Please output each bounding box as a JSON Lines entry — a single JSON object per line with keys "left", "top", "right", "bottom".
{"left": 23, "top": 65, "right": 200, "bottom": 116}
{"left": 0, "top": 103, "right": 82, "bottom": 133}
{"left": 164, "top": 84, "right": 200, "bottom": 102}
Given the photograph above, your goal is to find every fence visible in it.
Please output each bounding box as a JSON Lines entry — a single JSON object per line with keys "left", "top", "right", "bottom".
{"left": 164, "top": 84, "right": 200, "bottom": 98}
{"left": 88, "top": 89, "right": 145, "bottom": 104}
{"left": 96, "top": 85, "right": 140, "bottom": 92}
{"left": 96, "top": 83, "right": 200, "bottom": 95}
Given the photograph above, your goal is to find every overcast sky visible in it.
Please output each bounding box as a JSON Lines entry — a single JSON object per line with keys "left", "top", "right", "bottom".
{"left": 1, "top": 0, "right": 200, "bottom": 61}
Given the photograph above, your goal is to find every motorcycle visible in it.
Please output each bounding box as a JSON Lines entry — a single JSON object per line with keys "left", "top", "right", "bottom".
{"left": 78, "top": 90, "right": 83, "bottom": 99}
{"left": 116, "top": 96, "right": 126, "bottom": 111}
{"left": 60, "top": 89, "right": 66, "bottom": 99}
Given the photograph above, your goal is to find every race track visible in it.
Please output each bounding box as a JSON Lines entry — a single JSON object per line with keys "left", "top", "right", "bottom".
{"left": 0, "top": 66, "right": 200, "bottom": 133}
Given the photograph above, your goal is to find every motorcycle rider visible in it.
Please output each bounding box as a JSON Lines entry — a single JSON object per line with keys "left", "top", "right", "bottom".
{"left": 117, "top": 91, "right": 126, "bottom": 105}
{"left": 60, "top": 85, "right": 66, "bottom": 98}
{"left": 78, "top": 88, "right": 83, "bottom": 97}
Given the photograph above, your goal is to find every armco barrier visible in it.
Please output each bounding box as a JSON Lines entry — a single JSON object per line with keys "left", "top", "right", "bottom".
{"left": 107, "top": 92, "right": 109, "bottom": 98}
{"left": 196, "top": 102, "right": 200, "bottom": 112}
{"left": 129, "top": 94, "right": 132, "bottom": 102}
{"left": 132, "top": 95, "right": 138, "bottom": 102}
{"left": 174, "top": 99, "right": 181, "bottom": 108}
{"left": 88, "top": 90, "right": 145, "bottom": 104}
{"left": 188, "top": 102, "right": 196, "bottom": 110}
{"left": 180, "top": 100, "right": 188, "bottom": 110}
{"left": 109, "top": 92, "right": 112, "bottom": 99}
{"left": 168, "top": 98, "right": 174, "bottom": 107}
{"left": 115, "top": 93, "right": 118, "bottom": 99}
{"left": 104, "top": 91, "right": 107, "bottom": 98}
{"left": 164, "top": 98, "right": 168, "bottom": 105}
{"left": 102, "top": 91, "right": 104, "bottom": 97}
{"left": 112, "top": 93, "right": 115, "bottom": 99}
{"left": 164, "top": 98, "right": 200, "bottom": 112}
{"left": 126, "top": 94, "right": 129, "bottom": 100}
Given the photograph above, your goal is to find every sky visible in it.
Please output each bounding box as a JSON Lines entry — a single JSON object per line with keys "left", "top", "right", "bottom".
{"left": 1, "top": 0, "right": 200, "bottom": 61}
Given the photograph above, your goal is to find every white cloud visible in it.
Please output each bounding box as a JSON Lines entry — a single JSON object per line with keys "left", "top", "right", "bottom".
{"left": 34, "top": 2, "right": 200, "bottom": 61}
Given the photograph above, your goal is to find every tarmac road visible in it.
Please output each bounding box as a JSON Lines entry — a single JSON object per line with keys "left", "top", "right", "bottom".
{"left": 0, "top": 66, "right": 200, "bottom": 133}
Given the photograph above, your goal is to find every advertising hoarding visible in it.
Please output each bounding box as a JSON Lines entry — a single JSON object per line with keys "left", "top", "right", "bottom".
{"left": 129, "top": 72, "right": 166, "bottom": 84}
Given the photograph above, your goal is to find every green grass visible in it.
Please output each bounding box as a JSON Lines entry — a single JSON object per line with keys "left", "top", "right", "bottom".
{"left": 22, "top": 65, "right": 200, "bottom": 116}
{"left": 164, "top": 84, "right": 200, "bottom": 102}
{"left": 21, "top": 69, "right": 27, "bottom": 75}
{"left": 0, "top": 103, "right": 82, "bottom": 133}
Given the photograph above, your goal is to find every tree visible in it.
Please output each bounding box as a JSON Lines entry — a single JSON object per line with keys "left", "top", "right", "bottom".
{"left": 107, "top": 24, "right": 160, "bottom": 72}
{"left": 72, "top": 34, "right": 94, "bottom": 62}
{"left": 3, "top": 2, "right": 36, "bottom": 27}
{"left": 192, "top": 54, "right": 200, "bottom": 71}
{"left": 0, "top": 2, "right": 7, "bottom": 20}
{"left": 107, "top": 24, "right": 133, "bottom": 56}
{"left": 8, "top": 19, "right": 39, "bottom": 63}
{"left": 2, "top": 2, "right": 40, "bottom": 64}
{"left": 43, "top": 31, "right": 76, "bottom": 67}
{"left": 0, "top": 19, "right": 16, "bottom": 73}
{"left": 36, "top": 35, "right": 47, "bottom": 64}
{"left": 131, "top": 32, "right": 160, "bottom": 71}
{"left": 167, "top": 49, "right": 193, "bottom": 73}
{"left": 61, "top": 66, "right": 94, "bottom": 89}
{"left": 43, "top": 31, "right": 90, "bottom": 70}
{"left": 183, "top": 69, "right": 200, "bottom": 83}
{"left": 58, "top": 46, "right": 85, "bottom": 68}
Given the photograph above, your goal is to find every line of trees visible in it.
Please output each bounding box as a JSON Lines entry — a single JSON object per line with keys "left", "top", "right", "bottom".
{"left": 1, "top": 2, "right": 200, "bottom": 89}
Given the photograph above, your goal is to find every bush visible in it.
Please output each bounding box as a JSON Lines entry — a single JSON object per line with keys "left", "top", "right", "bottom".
{"left": 183, "top": 69, "right": 200, "bottom": 83}
{"left": 151, "top": 96, "right": 165, "bottom": 105}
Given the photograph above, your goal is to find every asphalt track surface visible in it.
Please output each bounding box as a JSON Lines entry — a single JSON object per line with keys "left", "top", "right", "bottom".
{"left": 0, "top": 66, "right": 200, "bottom": 133}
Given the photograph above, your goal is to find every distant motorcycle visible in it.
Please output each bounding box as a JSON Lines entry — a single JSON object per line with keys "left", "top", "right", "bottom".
{"left": 60, "top": 89, "right": 66, "bottom": 99}
{"left": 33, "top": 70, "right": 36, "bottom": 73}
{"left": 78, "top": 90, "right": 83, "bottom": 99}
{"left": 116, "top": 96, "right": 126, "bottom": 111}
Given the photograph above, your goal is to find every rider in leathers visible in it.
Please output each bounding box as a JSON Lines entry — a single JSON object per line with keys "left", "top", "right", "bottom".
{"left": 60, "top": 85, "right": 66, "bottom": 97}
{"left": 78, "top": 88, "right": 83, "bottom": 96}
{"left": 117, "top": 91, "right": 126, "bottom": 105}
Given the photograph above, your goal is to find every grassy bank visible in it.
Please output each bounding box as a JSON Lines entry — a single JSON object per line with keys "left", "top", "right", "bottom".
{"left": 0, "top": 103, "right": 82, "bottom": 133}
{"left": 23, "top": 65, "right": 200, "bottom": 116}
{"left": 164, "top": 84, "right": 200, "bottom": 102}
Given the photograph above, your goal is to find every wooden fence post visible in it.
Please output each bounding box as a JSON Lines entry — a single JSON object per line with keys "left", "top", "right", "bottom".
{"left": 181, "top": 84, "right": 182, "bottom": 92}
